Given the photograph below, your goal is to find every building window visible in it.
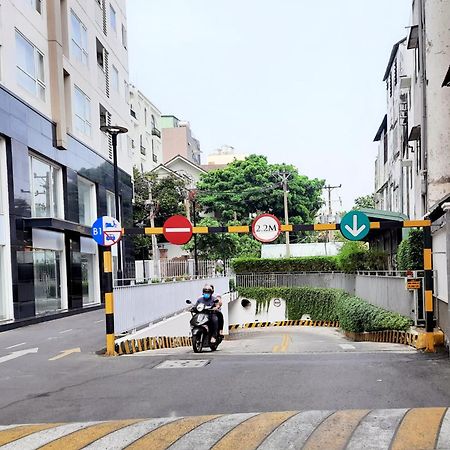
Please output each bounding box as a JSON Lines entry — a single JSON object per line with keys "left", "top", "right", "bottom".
{"left": 26, "top": 0, "right": 41, "bottom": 14}
{"left": 144, "top": 108, "right": 147, "bottom": 126}
{"left": 70, "top": 10, "right": 88, "bottom": 65}
{"left": 140, "top": 135, "right": 145, "bottom": 155}
{"left": 111, "top": 65, "right": 119, "bottom": 92}
{"left": 106, "top": 190, "right": 116, "bottom": 218}
{"left": 74, "top": 85, "right": 91, "bottom": 136}
{"left": 121, "top": 24, "right": 127, "bottom": 49}
{"left": 78, "top": 176, "right": 96, "bottom": 226}
{"left": 383, "top": 132, "right": 388, "bottom": 164}
{"left": 109, "top": 4, "right": 116, "bottom": 33}
{"left": 30, "top": 155, "right": 62, "bottom": 218}
{"left": 15, "top": 31, "right": 45, "bottom": 100}
{"left": 96, "top": 38, "right": 105, "bottom": 70}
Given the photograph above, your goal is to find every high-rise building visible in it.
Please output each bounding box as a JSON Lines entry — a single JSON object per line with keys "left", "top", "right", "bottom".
{"left": 128, "top": 85, "right": 163, "bottom": 173}
{"left": 161, "top": 115, "right": 202, "bottom": 165}
{"left": 0, "top": 0, "right": 134, "bottom": 323}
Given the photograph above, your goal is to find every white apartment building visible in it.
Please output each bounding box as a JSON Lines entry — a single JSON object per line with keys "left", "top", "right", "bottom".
{"left": 129, "top": 84, "right": 163, "bottom": 173}
{"left": 0, "top": 0, "right": 134, "bottom": 323}
{"left": 374, "top": 38, "right": 415, "bottom": 217}
{"left": 374, "top": 0, "right": 450, "bottom": 219}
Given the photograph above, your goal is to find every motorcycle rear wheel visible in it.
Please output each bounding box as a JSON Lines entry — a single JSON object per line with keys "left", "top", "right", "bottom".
{"left": 192, "top": 334, "right": 203, "bottom": 353}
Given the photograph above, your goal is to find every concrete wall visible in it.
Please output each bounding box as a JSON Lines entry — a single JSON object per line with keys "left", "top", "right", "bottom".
{"left": 228, "top": 297, "right": 286, "bottom": 325}
{"left": 261, "top": 242, "right": 343, "bottom": 258}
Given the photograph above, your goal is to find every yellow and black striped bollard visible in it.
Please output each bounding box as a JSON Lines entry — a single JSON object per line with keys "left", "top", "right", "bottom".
{"left": 103, "top": 249, "right": 116, "bottom": 356}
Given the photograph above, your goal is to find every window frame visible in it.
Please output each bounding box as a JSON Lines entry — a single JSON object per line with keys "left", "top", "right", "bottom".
{"left": 109, "top": 4, "right": 117, "bottom": 33}
{"left": 121, "top": 24, "right": 127, "bottom": 49}
{"left": 26, "top": 0, "right": 41, "bottom": 14}
{"left": 77, "top": 175, "right": 97, "bottom": 226}
{"left": 70, "top": 10, "right": 88, "bottom": 66}
{"left": 74, "top": 85, "right": 92, "bottom": 136}
{"left": 29, "top": 153, "right": 64, "bottom": 219}
{"left": 15, "top": 30, "right": 45, "bottom": 100}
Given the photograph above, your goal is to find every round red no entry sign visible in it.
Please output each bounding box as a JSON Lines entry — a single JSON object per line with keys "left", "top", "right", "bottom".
{"left": 163, "top": 215, "right": 193, "bottom": 245}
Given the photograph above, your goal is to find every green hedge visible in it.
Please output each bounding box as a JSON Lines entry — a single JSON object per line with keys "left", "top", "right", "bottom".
{"left": 336, "top": 242, "right": 388, "bottom": 273}
{"left": 239, "top": 286, "right": 411, "bottom": 332}
{"left": 397, "top": 229, "right": 424, "bottom": 270}
{"left": 231, "top": 256, "right": 338, "bottom": 274}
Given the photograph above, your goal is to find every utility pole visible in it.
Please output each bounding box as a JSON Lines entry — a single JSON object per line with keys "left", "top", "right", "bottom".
{"left": 274, "top": 171, "right": 292, "bottom": 258}
{"left": 323, "top": 184, "right": 342, "bottom": 243}
{"left": 146, "top": 182, "right": 160, "bottom": 281}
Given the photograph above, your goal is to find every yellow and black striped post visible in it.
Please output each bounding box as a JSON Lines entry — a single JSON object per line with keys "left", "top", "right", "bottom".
{"left": 103, "top": 248, "right": 116, "bottom": 356}
{"left": 423, "top": 225, "right": 434, "bottom": 352}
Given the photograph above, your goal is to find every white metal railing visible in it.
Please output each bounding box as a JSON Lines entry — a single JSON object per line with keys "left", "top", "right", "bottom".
{"left": 113, "top": 276, "right": 230, "bottom": 334}
{"left": 130, "top": 259, "right": 232, "bottom": 285}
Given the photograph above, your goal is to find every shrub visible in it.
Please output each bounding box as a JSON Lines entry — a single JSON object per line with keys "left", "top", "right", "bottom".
{"left": 397, "top": 229, "right": 424, "bottom": 270}
{"left": 335, "top": 292, "right": 411, "bottom": 332}
{"left": 238, "top": 286, "right": 411, "bottom": 332}
{"left": 337, "top": 242, "right": 388, "bottom": 272}
{"left": 231, "top": 256, "right": 338, "bottom": 274}
{"left": 337, "top": 242, "right": 368, "bottom": 272}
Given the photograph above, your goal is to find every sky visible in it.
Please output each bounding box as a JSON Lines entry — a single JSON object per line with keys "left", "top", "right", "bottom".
{"left": 127, "top": 0, "right": 411, "bottom": 211}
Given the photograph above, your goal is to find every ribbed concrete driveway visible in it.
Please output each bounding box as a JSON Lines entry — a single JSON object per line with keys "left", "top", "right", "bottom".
{"left": 0, "top": 407, "right": 449, "bottom": 449}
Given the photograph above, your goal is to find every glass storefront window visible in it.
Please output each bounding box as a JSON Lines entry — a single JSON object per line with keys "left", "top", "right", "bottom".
{"left": 78, "top": 176, "right": 96, "bottom": 226}
{"left": 81, "top": 254, "right": 95, "bottom": 305}
{"left": 30, "top": 155, "right": 62, "bottom": 218}
{"left": 33, "top": 250, "right": 62, "bottom": 315}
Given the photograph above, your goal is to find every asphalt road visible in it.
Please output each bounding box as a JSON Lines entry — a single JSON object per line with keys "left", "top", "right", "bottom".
{"left": 0, "top": 310, "right": 450, "bottom": 425}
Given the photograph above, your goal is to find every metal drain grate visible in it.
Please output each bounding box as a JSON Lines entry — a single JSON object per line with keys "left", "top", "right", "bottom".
{"left": 154, "top": 359, "right": 210, "bottom": 369}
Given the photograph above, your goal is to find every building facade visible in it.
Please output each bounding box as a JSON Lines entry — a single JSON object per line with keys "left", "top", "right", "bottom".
{"left": 161, "top": 115, "right": 201, "bottom": 165}
{"left": 129, "top": 85, "right": 162, "bottom": 173}
{"left": 373, "top": 0, "right": 450, "bottom": 219}
{"left": 0, "top": 0, "right": 134, "bottom": 323}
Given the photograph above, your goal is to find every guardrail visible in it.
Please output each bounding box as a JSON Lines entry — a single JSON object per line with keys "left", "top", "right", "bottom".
{"left": 113, "top": 276, "right": 230, "bottom": 334}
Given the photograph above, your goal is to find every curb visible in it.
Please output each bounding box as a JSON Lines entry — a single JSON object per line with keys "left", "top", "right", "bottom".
{"left": 115, "top": 336, "right": 192, "bottom": 355}
{"left": 229, "top": 320, "right": 340, "bottom": 330}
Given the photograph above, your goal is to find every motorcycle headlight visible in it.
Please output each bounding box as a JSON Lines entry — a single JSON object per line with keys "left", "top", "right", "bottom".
{"left": 196, "top": 303, "right": 205, "bottom": 312}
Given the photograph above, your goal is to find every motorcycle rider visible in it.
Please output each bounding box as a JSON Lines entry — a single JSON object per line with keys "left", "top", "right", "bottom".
{"left": 195, "top": 284, "right": 219, "bottom": 343}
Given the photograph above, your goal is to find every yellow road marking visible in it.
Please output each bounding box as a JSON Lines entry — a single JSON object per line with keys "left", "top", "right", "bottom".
{"left": 126, "top": 415, "right": 220, "bottom": 450}
{"left": 272, "top": 334, "right": 286, "bottom": 353}
{"left": 280, "top": 335, "right": 293, "bottom": 352}
{"left": 40, "top": 420, "right": 140, "bottom": 450}
{"left": 0, "top": 424, "right": 63, "bottom": 446}
{"left": 391, "top": 407, "right": 446, "bottom": 450}
{"left": 49, "top": 348, "right": 81, "bottom": 361}
{"left": 212, "top": 411, "right": 296, "bottom": 450}
{"left": 303, "top": 409, "right": 369, "bottom": 450}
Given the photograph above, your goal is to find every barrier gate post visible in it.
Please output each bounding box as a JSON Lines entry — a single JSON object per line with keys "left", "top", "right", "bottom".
{"left": 423, "top": 225, "right": 435, "bottom": 352}
{"left": 103, "top": 248, "right": 116, "bottom": 356}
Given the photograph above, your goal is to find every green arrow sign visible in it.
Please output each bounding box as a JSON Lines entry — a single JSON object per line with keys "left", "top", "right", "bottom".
{"left": 340, "top": 211, "right": 370, "bottom": 241}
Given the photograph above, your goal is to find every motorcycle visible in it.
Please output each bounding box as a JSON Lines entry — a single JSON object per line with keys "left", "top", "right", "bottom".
{"left": 186, "top": 299, "right": 223, "bottom": 353}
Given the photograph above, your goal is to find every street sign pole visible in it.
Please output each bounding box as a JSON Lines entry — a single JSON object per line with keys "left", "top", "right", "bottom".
{"left": 92, "top": 216, "right": 122, "bottom": 357}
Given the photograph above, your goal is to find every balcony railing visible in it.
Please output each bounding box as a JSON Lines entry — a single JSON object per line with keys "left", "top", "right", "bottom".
{"left": 151, "top": 127, "right": 161, "bottom": 138}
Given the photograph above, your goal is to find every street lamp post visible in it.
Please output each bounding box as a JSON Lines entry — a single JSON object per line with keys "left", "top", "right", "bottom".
{"left": 100, "top": 125, "right": 128, "bottom": 283}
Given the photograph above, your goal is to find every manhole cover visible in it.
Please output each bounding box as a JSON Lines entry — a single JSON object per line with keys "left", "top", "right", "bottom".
{"left": 154, "top": 359, "right": 210, "bottom": 369}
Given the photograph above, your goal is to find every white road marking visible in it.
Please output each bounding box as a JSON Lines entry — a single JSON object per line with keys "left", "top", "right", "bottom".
{"left": 5, "top": 342, "right": 26, "bottom": 349}
{"left": 94, "top": 320, "right": 103, "bottom": 323}
{"left": 154, "top": 359, "right": 209, "bottom": 369}
{"left": 339, "top": 344, "right": 356, "bottom": 350}
{"left": 170, "top": 413, "right": 258, "bottom": 450}
{"left": 165, "top": 227, "right": 191, "bottom": 233}
{"left": 83, "top": 418, "right": 178, "bottom": 449}
{"left": 0, "top": 348, "right": 38, "bottom": 365}
{"left": 49, "top": 348, "right": 81, "bottom": 361}
{"left": 437, "top": 408, "right": 450, "bottom": 449}
{"left": 259, "top": 410, "right": 333, "bottom": 450}
{"left": 346, "top": 409, "right": 408, "bottom": 450}
{"left": 0, "top": 422, "right": 101, "bottom": 450}
{"left": 59, "top": 329, "right": 73, "bottom": 334}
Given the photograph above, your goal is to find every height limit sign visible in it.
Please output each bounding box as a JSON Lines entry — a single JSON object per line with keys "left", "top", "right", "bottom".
{"left": 252, "top": 214, "right": 281, "bottom": 243}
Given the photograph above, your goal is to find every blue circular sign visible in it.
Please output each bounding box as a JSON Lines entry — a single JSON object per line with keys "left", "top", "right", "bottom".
{"left": 340, "top": 211, "right": 370, "bottom": 241}
{"left": 91, "top": 216, "right": 122, "bottom": 247}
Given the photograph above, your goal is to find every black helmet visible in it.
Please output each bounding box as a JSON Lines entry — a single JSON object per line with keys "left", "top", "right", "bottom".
{"left": 202, "top": 284, "right": 213, "bottom": 294}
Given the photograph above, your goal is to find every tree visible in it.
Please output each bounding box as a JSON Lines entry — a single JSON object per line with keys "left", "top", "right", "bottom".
{"left": 353, "top": 194, "right": 376, "bottom": 210}
{"left": 132, "top": 168, "right": 188, "bottom": 257}
{"left": 183, "top": 217, "right": 261, "bottom": 260}
{"left": 195, "top": 155, "right": 324, "bottom": 224}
